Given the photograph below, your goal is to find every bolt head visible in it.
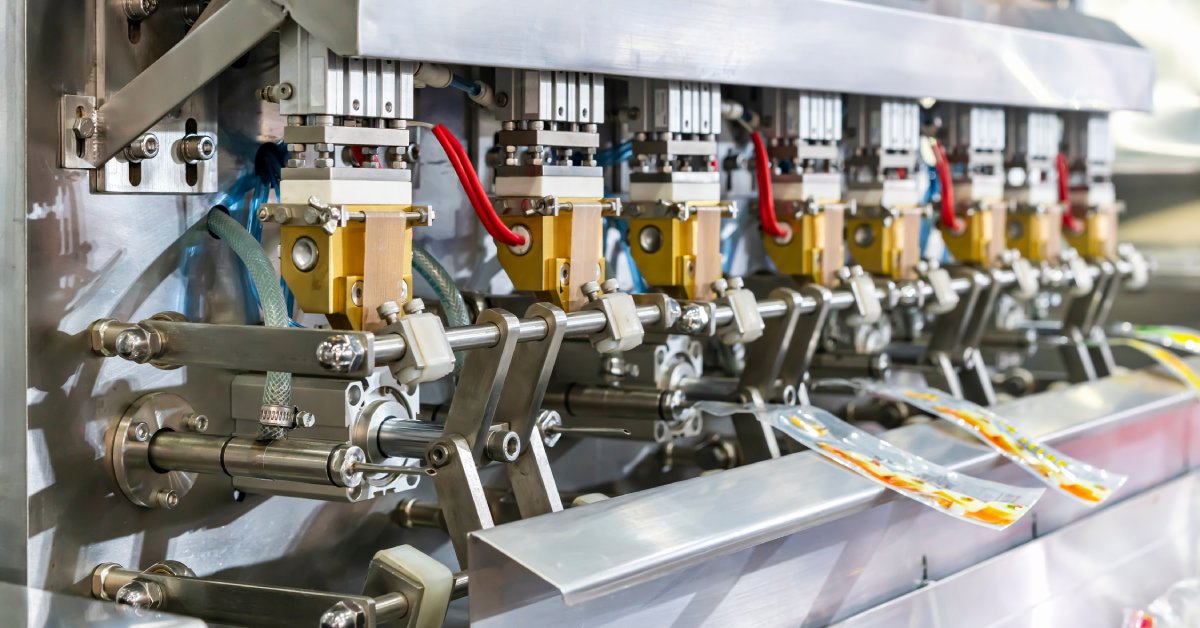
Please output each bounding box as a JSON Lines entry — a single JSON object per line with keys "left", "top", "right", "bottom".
{"left": 600, "top": 278, "right": 621, "bottom": 294}
{"left": 580, "top": 280, "right": 602, "bottom": 301}
{"left": 296, "top": 410, "right": 316, "bottom": 428}
{"left": 130, "top": 422, "right": 151, "bottom": 443}
{"left": 316, "top": 335, "right": 366, "bottom": 374}
{"left": 677, "top": 304, "right": 711, "bottom": 334}
{"left": 154, "top": 489, "right": 179, "bottom": 509}
{"left": 403, "top": 298, "right": 425, "bottom": 315}
{"left": 377, "top": 300, "right": 401, "bottom": 320}
{"left": 115, "top": 580, "right": 163, "bottom": 610}
{"left": 185, "top": 413, "right": 209, "bottom": 433}
{"left": 486, "top": 429, "right": 521, "bottom": 463}
{"left": 320, "top": 600, "right": 366, "bottom": 628}
{"left": 727, "top": 276, "right": 744, "bottom": 290}
{"left": 72, "top": 117, "right": 96, "bottom": 140}
{"left": 710, "top": 277, "right": 729, "bottom": 298}
{"left": 115, "top": 328, "right": 153, "bottom": 362}
{"left": 427, "top": 443, "right": 452, "bottom": 468}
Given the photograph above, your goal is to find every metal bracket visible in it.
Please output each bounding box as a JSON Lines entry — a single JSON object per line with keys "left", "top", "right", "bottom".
{"left": 494, "top": 303, "right": 568, "bottom": 518}
{"left": 61, "top": 0, "right": 287, "bottom": 170}
{"left": 427, "top": 435, "right": 493, "bottom": 569}
{"left": 780, "top": 284, "right": 835, "bottom": 391}
{"left": 440, "top": 309, "right": 521, "bottom": 464}
{"left": 738, "top": 288, "right": 805, "bottom": 404}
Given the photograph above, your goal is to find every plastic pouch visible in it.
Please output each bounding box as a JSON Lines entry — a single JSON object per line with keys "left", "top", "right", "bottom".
{"left": 826, "top": 379, "right": 1127, "bottom": 505}
{"left": 695, "top": 402, "right": 1043, "bottom": 529}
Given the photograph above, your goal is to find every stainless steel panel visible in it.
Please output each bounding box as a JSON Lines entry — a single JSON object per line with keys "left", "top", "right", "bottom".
{"left": 834, "top": 472, "right": 1200, "bottom": 628}
{"left": 468, "top": 363, "right": 1200, "bottom": 624}
{"left": 0, "top": 0, "right": 27, "bottom": 587}
{"left": 286, "top": 0, "right": 1153, "bottom": 112}
{"left": 2, "top": 580, "right": 204, "bottom": 627}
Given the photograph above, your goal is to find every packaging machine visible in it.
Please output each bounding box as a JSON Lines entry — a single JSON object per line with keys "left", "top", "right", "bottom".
{"left": 4, "top": 0, "right": 1198, "bottom": 626}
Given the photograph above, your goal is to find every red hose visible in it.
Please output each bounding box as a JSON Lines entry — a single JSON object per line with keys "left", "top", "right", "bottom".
{"left": 431, "top": 124, "right": 526, "bottom": 247}
{"left": 752, "top": 131, "right": 786, "bottom": 239}
{"left": 932, "top": 140, "right": 964, "bottom": 233}
{"left": 1056, "top": 153, "right": 1083, "bottom": 233}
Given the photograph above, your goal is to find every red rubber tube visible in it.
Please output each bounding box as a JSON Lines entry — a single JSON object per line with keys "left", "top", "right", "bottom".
{"left": 752, "top": 131, "right": 786, "bottom": 239}
{"left": 431, "top": 124, "right": 526, "bottom": 247}
{"left": 1056, "top": 152, "right": 1083, "bottom": 233}
{"left": 932, "top": 140, "right": 964, "bottom": 233}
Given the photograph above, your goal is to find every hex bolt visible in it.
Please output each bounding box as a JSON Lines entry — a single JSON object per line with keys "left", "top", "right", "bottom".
{"left": 377, "top": 301, "right": 401, "bottom": 325}
{"left": 183, "top": 413, "right": 208, "bottom": 433}
{"left": 581, "top": 281, "right": 602, "bottom": 302}
{"left": 153, "top": 489, "right": 179, "bottom": 510}
{"left": 130, "top": 422, "right": 151, "bottom": 443}
{"left": 123, "top": 0, "right": 159, "bottom": 20}
{"left": 403, "top": 298, "right": 425, "bottom": 315}
{"left": 320, "top": 600, "right": 367, "bottom": 628}
{"left": 676, "top": 303, "right": 711, "bottom": 334}
{"left": 486, "top": 429, "right": 521, "bottom": 463}
{"left": 295, "top": 410, "right": 316, "bottom": 428}
{"left": 178, "top": 134, "right": 216, "bottom": 163}
{"left": 710, "top": 277, "right": 729, "bottom": 298}
{"left": 315, "top": 335, "right": 367, "bottom": 374}
{"left": 72, "top": 117, "right": 96, "bottom": 141}
{"left": 115, "top": 580, "right": 164, "bottom": 610}
{"left": 114, "top": 328, "right": 153, "bottom": 363}
{"left": 600, "top": 278, "right": 621, "bottom": 294}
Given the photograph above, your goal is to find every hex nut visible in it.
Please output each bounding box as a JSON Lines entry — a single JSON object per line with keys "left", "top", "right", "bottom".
{"left": 72, "top": 117, "right": 96, "bottom": 141}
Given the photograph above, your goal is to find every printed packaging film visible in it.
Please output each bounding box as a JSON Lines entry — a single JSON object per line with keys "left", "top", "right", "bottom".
{"left": 1108, "top": 325, "right": 1200, "bottom": 394}
{"left": 834, "top": 379, "right": 1127, "bottom": 505}
{"left": 696, "top": 402, "right": 1043, "bottom": 529}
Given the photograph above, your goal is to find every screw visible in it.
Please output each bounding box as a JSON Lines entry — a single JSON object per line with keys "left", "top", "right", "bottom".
{"left": 377, "top": 301, "right": 401, "bottom": 324}
{"left": 153, "top": 489, "right": 179, "bottom": 509}
{"left": 72, "top": 117, "right": 96, "bottom": 141}
{"left": 130, "top": 422, "right": 151, "bottom": 442}
{"left": 486, "top": 429, "right": 521, "bottom": 463}
{"left": 600, "top": 278, "right": 621, "bottom": 294}
{"left": 315, "top": 335, "right": 367, "bottom": 374}
{"left": 123, "top": 0, "right": 158, "bottom": 20}
{"left": 179, "top": 134, "right": 216, "bottom": 163}
{"left": 581, "top": 281, "right": 602, "bottom": 302}
{"left": 427, "top": 443, "right": 452, "bottom": 468}
{"left": 403, "top": 298, "right": 425, "bottom": 315}
{"left": 536, "top": 410, "right": 563, "bottom": 448}
{"left": 710, "top": 277, "right": 730, "bottom": 298}
{"left": 183, "top": 413, "right": 208, "bottom": 433}
{"left": 124, "top": 133, "right": 160, "bottom": 162}
{"left": 727, "top": 276, "right": 744, "bottom": 290}
{"left": 295, "top": 410, "right": 316, "bottom": 428}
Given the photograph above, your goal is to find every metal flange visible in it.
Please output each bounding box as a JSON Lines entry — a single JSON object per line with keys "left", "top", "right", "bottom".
{"left": 109, "top": 393, "right": 200, "bottom": 509}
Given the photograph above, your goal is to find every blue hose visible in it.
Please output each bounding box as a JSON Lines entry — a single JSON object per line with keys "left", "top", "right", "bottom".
{"left": 606, "top": 218, "right": 648, "bottom": 293}
{"left": 448, "top": 74, "right": 482, "bottom": 97}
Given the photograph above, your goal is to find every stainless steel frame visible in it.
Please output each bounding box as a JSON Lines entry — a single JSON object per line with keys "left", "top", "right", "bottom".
{"left": 286, "top": 0, "right": 1154, "bottom": 111}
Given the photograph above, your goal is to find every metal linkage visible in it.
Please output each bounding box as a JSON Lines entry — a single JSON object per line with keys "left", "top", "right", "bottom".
{"left": 91, "top": 545, "right": 457, "bottom": 628}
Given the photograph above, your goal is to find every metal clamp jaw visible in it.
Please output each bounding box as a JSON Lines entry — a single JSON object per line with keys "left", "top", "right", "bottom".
{"left": 915, "top": 259, "right": 961, "bottom": 316}
{"left": 711, "top": 277, "right": 765, "bottom": 345}
{"left": 836, "top": 265, "right": 883, "bottom": 325}
{"left": 580, "top": 279, "right": 646, "bottom": 353}
{"left": 376, "top": 300, "right": 456, "bottom": 386}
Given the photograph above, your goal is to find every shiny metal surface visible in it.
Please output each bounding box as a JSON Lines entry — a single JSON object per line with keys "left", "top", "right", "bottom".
{"left": 1, "top": 579, "right": 203, "bottom": 627}
{"left": 287, "top": 0, "right": 1152, "bottom": 112}
{"left": 0, "top": 0, "right": 27, "bottom": 585}
{"left": 469, "top": 362, "right": 1200, "bottom": 624}
{"left": 834, "top": 472, "right": 1200, "bottom": 628}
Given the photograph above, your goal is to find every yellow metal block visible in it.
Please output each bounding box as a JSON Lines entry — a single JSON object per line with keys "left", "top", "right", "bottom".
{"left": 497, "top": 209, "right": 605, "bottom": 312}
{"left": 1065, "top": 208, "right": 1119, "bottom": 261}
{"left": 280, "top": 204, "right": 414, "bottom": 330}
{"left": 762, "top": 207, "right": 845, "bottom": 286}
{"left": 1006, "top": 205, "right": 1063, "bottom": 263}
{"left": 845, "top": 208, "right": 923, "bottom": 281}
{"left": 943, "top": 205, "right": 1007, "bottom": 267}
{"left": 628, "top": 206, "right": 724, "bottom": 300}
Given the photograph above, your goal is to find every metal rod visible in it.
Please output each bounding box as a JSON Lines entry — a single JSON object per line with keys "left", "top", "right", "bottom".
{"left": 377, "top": 420, "right": 443, "bottom": 459}
{"left": 148, "top": 432, "right": 345, "bottom": 486}
{"left": 548, "top": 426, "right": 632, "bottom": 437}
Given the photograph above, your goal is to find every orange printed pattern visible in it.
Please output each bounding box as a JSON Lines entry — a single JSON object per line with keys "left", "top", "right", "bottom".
{"left": 878, "top": 385, "right": 1126, "bottom": 506}
{"left": 812, "top": 439, "right": 1026, "bottom": 527}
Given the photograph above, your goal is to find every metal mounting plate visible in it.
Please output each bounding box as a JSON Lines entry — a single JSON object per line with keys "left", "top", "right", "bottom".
{"left": 109, "top": 393, "right": 199, "bottom": 509}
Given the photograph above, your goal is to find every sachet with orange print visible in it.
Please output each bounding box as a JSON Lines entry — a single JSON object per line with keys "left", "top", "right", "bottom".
{"left": 834, "top": 380, "right": 1127, "bottom": 506}
{"left": 695, "top": 402, "right": 1043, "bottom": 529}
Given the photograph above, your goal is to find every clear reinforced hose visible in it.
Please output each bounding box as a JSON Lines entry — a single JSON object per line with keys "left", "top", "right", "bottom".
{"left": 207, "top": 208, "right": 294, "bottom": 441}
{"left": 412, "top": 244, "right": 469, "bottom": 374}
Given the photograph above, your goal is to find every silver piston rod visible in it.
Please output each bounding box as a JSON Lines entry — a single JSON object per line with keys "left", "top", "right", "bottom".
{"left": 147, "top": 431, "right": 357, "bottom": 487}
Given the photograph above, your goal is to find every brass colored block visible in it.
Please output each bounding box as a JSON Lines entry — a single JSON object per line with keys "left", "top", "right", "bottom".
{"left": 763, "top": 206, "right": 846, "bottom": 286}
{"left": 1006, "top": 205, "right": 1063, "bottom": 263}
{"left": 845, "top": 207, "right": 923, "bottom": 281}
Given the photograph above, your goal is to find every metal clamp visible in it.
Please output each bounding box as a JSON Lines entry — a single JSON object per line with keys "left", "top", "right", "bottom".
{"left": 1001, "top": 249, "right": 1039, "bottom": 301}
{"left": 580, "top": 279, "right": 646, "bottom": 353}
{"left": 836, "top": 265, "right": 882, "bottom": 324}
{"left": 916, "top": 259, "right": 960, "bottom": 315}
{"left": 711, "top": 277, "right": 765, "bottom": 345}
{"left": 383, "top": 311, "right": 455, "bottom": 386}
